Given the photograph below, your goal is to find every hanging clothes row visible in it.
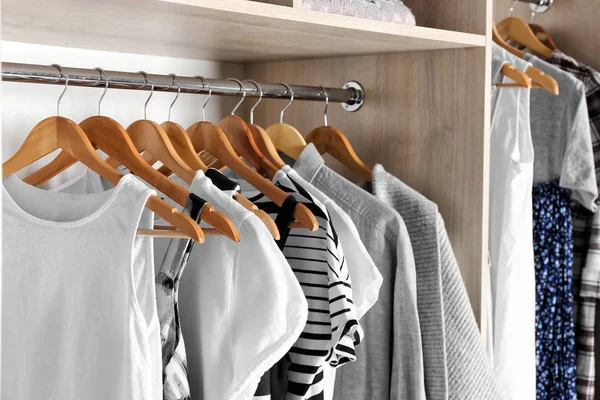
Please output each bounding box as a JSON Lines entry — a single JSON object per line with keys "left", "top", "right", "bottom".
{"left": 1, "top": 63, "right": 502, "bottom": 400}
{"left": 490, "top": 3, "right": 600, "bottom": 399}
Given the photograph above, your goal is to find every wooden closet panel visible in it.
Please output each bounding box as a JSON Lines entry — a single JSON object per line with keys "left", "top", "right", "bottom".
{"left": 402, "top": 0, "right": 488, "bottom": 34}
{"left": 245, "top": 47, "right": 490, "bottom": 325}
{"left": 493, "top": 0, "right": 600, "bottom": 70}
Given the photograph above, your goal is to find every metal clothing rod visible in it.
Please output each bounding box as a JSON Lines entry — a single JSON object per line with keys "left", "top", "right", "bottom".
{"left": 1, "top": 62, "right": 365, "bottom": 111}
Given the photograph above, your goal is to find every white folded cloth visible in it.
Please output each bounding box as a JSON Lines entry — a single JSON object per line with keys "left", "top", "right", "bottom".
{"left": 301, "top": 0, "right": 416, "bottom": 24}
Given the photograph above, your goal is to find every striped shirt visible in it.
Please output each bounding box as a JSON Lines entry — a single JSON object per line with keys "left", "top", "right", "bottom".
{"left": 233, "top": 170, "right": 363, "bottom": 400}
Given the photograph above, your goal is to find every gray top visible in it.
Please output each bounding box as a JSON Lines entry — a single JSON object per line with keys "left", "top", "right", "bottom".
{"left": 493, "top": 44, "right": 596, "bottom": 211}
{"left": 359, "top": 165, "right": 448, "bottom": 400}
{"left": 366, "top": 164, "right": 507, "bottom": 400}
{"left": 524, "top": 52, "right": 596, "bottom": 210}
{"left": 292, "top": 145, "right": 426, "bottom": 400}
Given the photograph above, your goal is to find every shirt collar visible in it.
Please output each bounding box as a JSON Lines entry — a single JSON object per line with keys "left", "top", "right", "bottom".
{"left": 369, "top": 164, "right": 393, "bottom": 199}
{"left": 292, "top": 143, "right": 326, "bottom": 184}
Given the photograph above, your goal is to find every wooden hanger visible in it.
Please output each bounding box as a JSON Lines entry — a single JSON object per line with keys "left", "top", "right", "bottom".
{"left": 529, "top": 24, "right": 558, "bottom": 50}
{"left": 250, "top": 124, "right": 287, "bottom": 169}
{"left": 83, "top": 116, "right": 239, "bottom": 241}
{"left": 492, "top": 27, "right": 558, "bottom": 94}
{"left": 217, "top": 78, "right": 278, "bottom": 179}
{"left": 104, "top": 74, "right": 196, "bottom": 185}
{"left": 265, "top": 83, "right": 307, "bottom": 160}
{"left": 492, "top": 23, "right": 525, "bottom": 58}
{"left": 157, "top": 120, "right": 281, "bottom": 240}
{"left": 24, "top": 70, "right": 238, "bottom": 241}
{"left": 525, "top": 66, "right": 559, "bottom": 94}
{"left": 495, "top": 63, "right": 533, "bottom": 88}
{"left": 305, "top": 87, "right": 372, "bottom": 181}
{"left": 186, "top": 120, "right": 318, "bottom": 231}
{"left": 9, "top": 66, "right": 204, "bottom": 242}
{"left": 3, "top": 115, "right": 205, "bottom": 242}
{"left": 244, "top": 79, "right": 287, "bottom": 170}
{"left": 496, "top": 15, "right": 553, "bottom": 57}
{"left": 154, "top": 77, "right": 280, "bottom": 239}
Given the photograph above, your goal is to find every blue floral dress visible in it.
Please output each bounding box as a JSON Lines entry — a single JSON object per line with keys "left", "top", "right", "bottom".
{"left": 532, "top": 182, "right": 577, "bottom": 400}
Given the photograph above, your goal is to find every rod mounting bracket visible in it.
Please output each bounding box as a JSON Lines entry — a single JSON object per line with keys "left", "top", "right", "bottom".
{"left": 529, "top": 0, "right": 553, "bottom": 14}
{"left": 342, "top": 81, "right": 364, "bottom": 112}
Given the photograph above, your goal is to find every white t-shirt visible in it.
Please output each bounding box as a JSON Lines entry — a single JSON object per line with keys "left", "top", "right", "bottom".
{"left": 281, "top": 166, "right": 382, "bottom": 400}
{"left": 488, "top": 54, "right": 536, "bottom": 400}
{"left": 52, "top": 168, "right": 164, "bottom": 400}
{"left": 2, "top": 174, "right": 161, "bottom": 400}
{"left": 176, "top": 171, "right": 309, "bottom": 400}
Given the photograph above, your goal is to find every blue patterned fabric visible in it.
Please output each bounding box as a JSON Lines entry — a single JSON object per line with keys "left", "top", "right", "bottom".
{"left": 532, "top": 182, "right": 577, "bottom": 400}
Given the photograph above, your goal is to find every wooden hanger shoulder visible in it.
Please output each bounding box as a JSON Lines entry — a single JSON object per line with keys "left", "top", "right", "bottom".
{"left": 306, "top": 125, "right": 372, "bottom": 181}
{"left": 160, "top": 120, "right": 208, "bottom": 172}
{"left": 496, "top": 63, "right": 533, "bottom": 88}
{"left": 497, "top": 17, "right": 553, "bottom": 57}
{"left": 526, "top": 65, "right": 559, "bottom": 94}
{"left": 266, "top": 122, "right": 307, "bottom": 160}
{"left": 529, "top": 23, "right": 559, "bottom": 51}
{"left": 3, "top": 116, "right": 121, "bottom": 182}
{"left": 249, "top": 123, "right": 286, "bottom": 168}
{"left": 3, "top": 116, "right": 205, "bottom": 243}
{"left": 188, "top": 120, "right": 318, "bottom": 231}
{"left": 492, "top": 24, "right": 525, "bottom": 58}
{"left": 219, "top": 115, "right": 278, "bottom": 178}
{"left": 125, "top": 119, "right": 196, "bottom": 185}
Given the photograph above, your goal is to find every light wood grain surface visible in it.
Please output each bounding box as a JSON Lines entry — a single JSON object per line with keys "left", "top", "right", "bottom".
{"left": 494, "top": 0, "right": 600, "bottom": 71}
{"left": 246, "top": 47, "right": 490, "bottom": 324}
{"left": 403, "top": 0, "right": 488, "bottom": 34}
{"left": 1, "top": 0, "right": 484, "bottom": 62}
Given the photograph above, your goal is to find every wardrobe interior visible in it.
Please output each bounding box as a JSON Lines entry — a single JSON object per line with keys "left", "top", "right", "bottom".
{"left": 3, "top": 0, "right": 597, "bottom": 336}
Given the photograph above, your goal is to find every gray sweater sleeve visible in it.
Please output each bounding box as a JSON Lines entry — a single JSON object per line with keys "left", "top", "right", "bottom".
{"left": 390, "top": 220, "right": 428, "bottom": 400}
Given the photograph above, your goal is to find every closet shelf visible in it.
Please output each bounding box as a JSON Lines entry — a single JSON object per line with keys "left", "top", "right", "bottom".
{"left": 1, "top": 0, "right": 485, "bottom": 62}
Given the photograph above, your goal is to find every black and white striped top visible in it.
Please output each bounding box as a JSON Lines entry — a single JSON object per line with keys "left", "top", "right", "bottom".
{"left": 235, "top": 170, "right": 363, "bottom": 400}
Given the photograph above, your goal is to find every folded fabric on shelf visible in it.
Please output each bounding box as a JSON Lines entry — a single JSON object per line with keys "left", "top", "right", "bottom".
{"left": 301, "top": 0, "right": 416, "bottom": 24}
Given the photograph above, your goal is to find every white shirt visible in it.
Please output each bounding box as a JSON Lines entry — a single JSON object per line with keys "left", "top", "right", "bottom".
{"left": 177, "top": 171, "right": 309, "bottom": 400}
{"left": 2, "top": 174, "right": 161, "bottom": 400}
{"left": 488, "top": 54, "right": 537, "bottom": 400}
{"left": 281, "top": 166, "right": 382, "bottom": 400}
{"left": 52, "top": 168, "right": 308, "bottom": 400}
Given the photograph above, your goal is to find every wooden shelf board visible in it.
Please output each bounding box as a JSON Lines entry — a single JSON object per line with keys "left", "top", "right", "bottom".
{"left": 1, "top": 0, "right": 485, "bottom": 62}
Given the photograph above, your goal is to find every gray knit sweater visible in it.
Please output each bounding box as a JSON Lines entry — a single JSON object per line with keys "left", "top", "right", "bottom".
{"left": 363, "top": 168, "right": 448, "bottom": 399}
{"left": 292, "top": 147, "right": 426, "bottom": 400}
{"left": 369, "top": 164, "right": 507, "bottom": 400}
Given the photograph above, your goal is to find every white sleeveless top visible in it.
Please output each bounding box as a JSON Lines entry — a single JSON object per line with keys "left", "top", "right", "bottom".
{"left": 1, "top": 174, "right": 161, "bottom": 400}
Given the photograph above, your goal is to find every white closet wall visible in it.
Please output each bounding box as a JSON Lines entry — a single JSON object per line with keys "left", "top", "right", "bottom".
{"left": 1, "top": 41, "right": 243, "bottom": 188}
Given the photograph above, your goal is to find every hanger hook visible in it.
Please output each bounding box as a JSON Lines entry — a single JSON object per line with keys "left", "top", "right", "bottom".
{"left": 278, "top": 82, "right": 294, "bottom": 123}
{"left": 167, "top": 73, "right": 181, "bottom": 122}
{"left": 137, "top": 71, "right": 154, "bottom": 120}
{"left": 244, "top": 79, "right": 263, "bottom": 125}
{"left": 195, "top": 76, "right": 212, "bottom": 122}
{"left": 529, "top": 10, "right": 536, "bottom": 23}
{"left": 51, "top": 64, "right": 68, "bottom": 116}
{"left": 94, "top": 67, "right": 109, "bottom": 116}
{"left": 319, "top": 85, "right": 330, "bottom": 126}
{"left": 226, "top": 78, "right": 246, "bottom": 116}
{"left": 509, "top": 0, "right": 519, "bottom": 16}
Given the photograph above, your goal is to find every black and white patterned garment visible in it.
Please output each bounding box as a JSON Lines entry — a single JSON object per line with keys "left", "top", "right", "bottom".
{"left": 232, "top": 170, "right": 363, "bottom": 400}
{"left": 155, "top": 194, "right": 205, "bottom": 400}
